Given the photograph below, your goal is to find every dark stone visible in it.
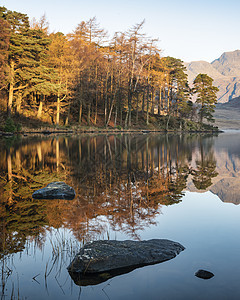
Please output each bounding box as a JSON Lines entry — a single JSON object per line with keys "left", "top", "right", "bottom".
{"left": 195, "top": 269, "right": 214, "bottom": 279}
{"left": 68, "top": 239, "right": 184, "bottom": 285}
{"left": 32, "top": 182, "right": 75, "bottom": 200}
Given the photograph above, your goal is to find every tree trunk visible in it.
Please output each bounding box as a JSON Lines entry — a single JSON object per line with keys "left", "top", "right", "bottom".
{"left": 8, "top": 61, "right": 14, "bottom": 116}
{"left": 94, "top": 65, "right": 98, "bottom": 125}
{"left": 56, "top": 93, "right": 60, "bottom": 126}
{"left": 125, "top": 91, "right": 132, "bottom": 128}
{"left": 120, "top": 99, "right": 122, "bottom": 127}
{"left": 65, "top": 99, "right": 71, "bottom": 126}
{"left": 79, "top": 101, "right": 82, "bottom": 124}
{"left": 146, "top": 86, "right": 150, "bottom": 125}
{"left": 87, "top": 103, "right": 91, "bottom": 126}
{"left": 124, "top": 109, "right": 129, "bottom": 128}
{"left": 114, "top": 104, "right": 118, "bottom": 127}
{"left": 37, "top": 95, "right": 43, "bottom": 119}
{"left": 94, "top": 95, "right": 98, "bottom": 125}
{"left": 151, "top": 88, "right": 154, "bottom": 114}
{"left": 16, "top": 92, "right": 22, "bottom": 114}
{"left": 128, "top": 93, "right": 132, "bottom": 127}
{"left": 163, "top": 87, "right": 166, "bottom": 112}
{"left": 166, "top": 113, "right": 171, "bottom": 131}
{"left": 158, "top": 87, "right": 162, "bottom": 115}
{"left": 136, "top": 92, "right": 139, "bottom": 124}
{"left": 141, "top": 90, "right": 145, "bottom": 113}
{"left": 167, "top": 85, "right": 170, "bottom": 113}
{"left": 104, "top": 73, "right": 109, "bottom": 125}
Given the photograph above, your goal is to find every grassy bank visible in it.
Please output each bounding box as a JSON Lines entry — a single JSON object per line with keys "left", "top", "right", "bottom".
{"left": 0, "top": 109, "right": 220, "bottom": 135}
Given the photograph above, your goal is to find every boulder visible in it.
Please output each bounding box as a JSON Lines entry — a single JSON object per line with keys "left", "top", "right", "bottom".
{"left": 68, "top": 239, "right": 184, "bottom": 285}
{"left": 195, "top": 269, "right": 214, "bottom": 279}
{"left": 32, "top": 182, "right": 75, "bottom": 200}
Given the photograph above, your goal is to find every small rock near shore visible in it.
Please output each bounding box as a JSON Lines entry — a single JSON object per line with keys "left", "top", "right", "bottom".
{"left": 32, "top": 182, "right": 75, "bottom": 200}
{"left": 195, "top": 269, "right": 214, "bottom": 279}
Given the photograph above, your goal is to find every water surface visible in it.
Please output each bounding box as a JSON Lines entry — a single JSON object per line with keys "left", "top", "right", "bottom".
{"left": 1, "top": 132, "right": 240, "bottom": 299}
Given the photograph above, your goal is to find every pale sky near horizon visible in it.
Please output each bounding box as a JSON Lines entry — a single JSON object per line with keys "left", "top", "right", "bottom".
{"left": 1, "top": 0, "right": 240, "bottom": 63}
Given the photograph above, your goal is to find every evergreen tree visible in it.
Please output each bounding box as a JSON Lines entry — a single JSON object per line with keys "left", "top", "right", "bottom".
{"left": 193, "top": 73, "right": 219, "bottom": 124}
{"left": 1, "top": 7, "right": 56, "bottom": 115}
{"left": 163, "top": 56, "right": 190, "bottom": 116}
{"left": 1, "top": 7, "right": 30, "bottom": 114}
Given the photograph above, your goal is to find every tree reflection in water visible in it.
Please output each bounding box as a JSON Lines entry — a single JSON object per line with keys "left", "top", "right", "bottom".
{"left": 0, "top": 134, "right": 217, "bottom": 258}
{"left": 191, "top": 136, "right": 218, "bottom": 190}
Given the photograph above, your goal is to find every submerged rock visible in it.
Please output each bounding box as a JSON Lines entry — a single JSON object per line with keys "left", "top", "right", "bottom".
{"left": 195, "top": 269, "right": 214, "bottom": 279}
{"left": 68, "top": 239, "right": 184, "bottom": 285}
{"left": 32, "top": 182, "right": 75, "bottom": 200}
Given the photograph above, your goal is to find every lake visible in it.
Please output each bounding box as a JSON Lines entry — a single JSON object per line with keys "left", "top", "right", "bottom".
{"left": 1, "top": 131, "right": 240, "bottom": 299}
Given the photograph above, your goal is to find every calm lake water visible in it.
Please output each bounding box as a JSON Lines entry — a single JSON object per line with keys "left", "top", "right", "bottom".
{"left": 1, "top": 131, "right": 240, "bottom": 299}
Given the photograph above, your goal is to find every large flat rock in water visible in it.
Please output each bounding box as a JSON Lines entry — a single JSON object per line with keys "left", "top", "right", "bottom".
{"left": 32, "top": 182, "right": 75, "bottom": 200}
{"left": 68, "top": 239, "right": 184, "bottom": 284}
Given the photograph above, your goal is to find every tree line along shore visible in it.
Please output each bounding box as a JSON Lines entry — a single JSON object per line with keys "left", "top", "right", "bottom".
{"left": 0, "top": 6, "right": 219, "bottom": 133}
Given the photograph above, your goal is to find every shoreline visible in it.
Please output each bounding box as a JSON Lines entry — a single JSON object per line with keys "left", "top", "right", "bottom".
{"left": 0, "top": 128, "right": 223, "bottom": 136}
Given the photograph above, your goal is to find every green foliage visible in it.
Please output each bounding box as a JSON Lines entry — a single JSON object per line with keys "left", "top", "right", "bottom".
{"left": 184, "top": 119, "right": 199, "bottom": 131}
{"left": 4, "top": 117, "right": 16, "bottom": 132}
{"left": 16, "top": 122, "right": 22, "bottom": 132}
{"left": 193, "top": 73, "right": 219, "bottom": 124}
{"left": 163, "top": 56, "right": 190, "bottom": 113}
{"left": 191, "top": 154, "right": 218, "bottom": 190}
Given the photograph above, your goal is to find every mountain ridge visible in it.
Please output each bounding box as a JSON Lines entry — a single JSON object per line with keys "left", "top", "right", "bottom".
{"left": 185, "top": 50, "right": 240, "bottom": 103}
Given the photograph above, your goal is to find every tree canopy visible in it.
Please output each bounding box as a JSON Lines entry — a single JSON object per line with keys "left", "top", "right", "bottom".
{"left": 0, "top": 6, "right": 218, "bottom": 130}
{"left": 193, "top": 73, "right": 219, "bottom": 124}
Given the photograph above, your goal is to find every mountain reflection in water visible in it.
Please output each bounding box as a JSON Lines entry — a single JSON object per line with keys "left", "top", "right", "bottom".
{"left": 1, "top": 132, "right": 240, "bottom": 298}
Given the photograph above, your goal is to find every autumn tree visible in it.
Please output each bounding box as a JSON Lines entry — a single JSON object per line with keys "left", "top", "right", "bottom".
{"left": 124, "top": 20, "right": 150, "bottom": 128}
{"left": 48, "top": 32, "right": 75, "bottom": 125}
{"left": 0, "top": 12, "right": 10, "bottom": 90}
{"left": 70, "top": 17, "right": 107, "bottom": 126}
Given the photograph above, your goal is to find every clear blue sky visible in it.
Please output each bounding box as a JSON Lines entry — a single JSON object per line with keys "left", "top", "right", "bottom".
{"left": 2, "top": 0, "right": 240, "bottom": 62}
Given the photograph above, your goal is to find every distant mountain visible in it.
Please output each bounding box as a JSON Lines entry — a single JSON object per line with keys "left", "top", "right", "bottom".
{"left": 212, "top": 50, "right": 240, "bottom": 76}
{"left": 184, "top": 61, "right": 224, "bottom": 83}
{"left": 185, "top": 50, "right": 240, "bottom": 103}
{"left": 216, "top": 95, "right": 240, "bottom": 109}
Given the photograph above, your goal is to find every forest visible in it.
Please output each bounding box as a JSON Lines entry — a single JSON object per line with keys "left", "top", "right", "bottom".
{"left": 0, "top": 6, "right": 219, "bottom": 131}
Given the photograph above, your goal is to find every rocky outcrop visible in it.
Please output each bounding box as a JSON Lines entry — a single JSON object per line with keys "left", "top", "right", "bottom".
{"left": 32, "top": 182, "right": 75, "bottom": 200}
{"left": 68, "top": 239, "right": 184, "bottom": 285}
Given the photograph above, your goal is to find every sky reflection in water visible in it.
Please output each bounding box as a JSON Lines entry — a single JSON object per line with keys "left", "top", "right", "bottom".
{"left": 1, "top": 132, "right": 240, "bottom": 299}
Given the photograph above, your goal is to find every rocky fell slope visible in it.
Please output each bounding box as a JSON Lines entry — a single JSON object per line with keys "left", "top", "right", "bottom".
{"left": 185, "top": 50, "right": 240, "bottom": 103}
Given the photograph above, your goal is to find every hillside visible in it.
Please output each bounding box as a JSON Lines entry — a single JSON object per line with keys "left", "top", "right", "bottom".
{"left": 214, "top": 96, "right": 240, "bottom": 129}
{"left": 184, "top": 60, "right": 224, "bottom": 83}
{"left": 185, "top": 50, "right": 240, "bottom": 103}
{"left": 212, "top": 50, "right": 240, "bottom": 76}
